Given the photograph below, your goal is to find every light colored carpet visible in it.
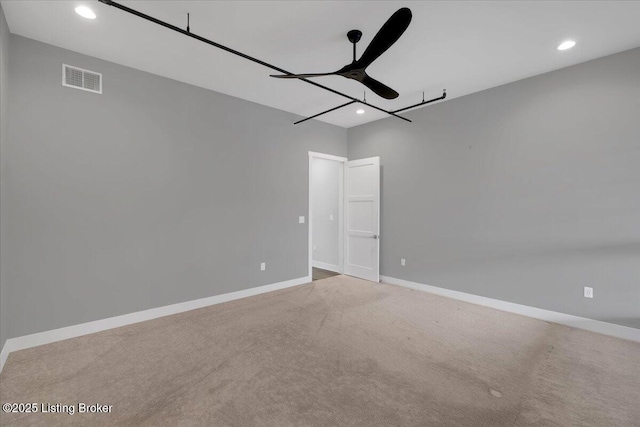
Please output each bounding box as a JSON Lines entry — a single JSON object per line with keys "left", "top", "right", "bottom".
{"left": 1, "top": 275, "right": 639, "bottom": 426}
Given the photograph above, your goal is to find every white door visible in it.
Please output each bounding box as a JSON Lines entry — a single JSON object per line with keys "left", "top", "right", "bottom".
{"left": 344, "top": 157, "right": 380, "bottom": 282}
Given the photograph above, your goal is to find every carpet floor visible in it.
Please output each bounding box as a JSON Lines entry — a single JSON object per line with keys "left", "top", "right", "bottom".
{"left": 1, "top": 275, "right": 639, "bottom": 426}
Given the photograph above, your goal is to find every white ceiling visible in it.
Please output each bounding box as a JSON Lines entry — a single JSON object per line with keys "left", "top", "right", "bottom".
{"left": 3, "top": 1, "right": 640, "bottom": 128}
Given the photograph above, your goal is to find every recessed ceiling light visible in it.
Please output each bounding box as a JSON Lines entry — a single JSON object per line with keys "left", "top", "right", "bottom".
{"left": 557, "top": 40, "right": 576, "bottom": 51}
{"left": 356, "top": 109, "right": 365, "bottom": 115}
{"left": 75, "top": 6, "right": 96, "bottom": 20}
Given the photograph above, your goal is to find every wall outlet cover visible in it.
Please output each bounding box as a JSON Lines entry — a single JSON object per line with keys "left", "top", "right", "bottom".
{"left": 584, "top": 287, "right": 593, "bottom": 298}
{"left": 299, "top": 216, "right": 305, "bottom": 224}
{"left": 401, "top": 258, "right": 406, "bottom": 266}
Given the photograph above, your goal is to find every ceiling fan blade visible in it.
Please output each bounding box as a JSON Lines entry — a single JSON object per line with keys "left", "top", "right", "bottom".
{"left": 270, "top": 72, "right": 336, "bottom": 79}
{"left": 356, "top": 8, "right": 412, "bottom": 69}
{"left": 361, "top": 74, "right": 399, "bottom": 99}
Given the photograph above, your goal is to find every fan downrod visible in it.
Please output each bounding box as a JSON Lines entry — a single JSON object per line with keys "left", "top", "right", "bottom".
{"left": 347, "top": 30, "right": 362, "bottom": 62}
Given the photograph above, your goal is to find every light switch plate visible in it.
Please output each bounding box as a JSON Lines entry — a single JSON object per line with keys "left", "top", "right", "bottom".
{"left": 401, "top": 258, "right": 406, "bottom": 266}
{"left": 584, "top": 287, "right": 593, "bottom": 298}
{"left": 329, "top": 214, "right": 334, "bottom": 221}
{"left": 299, "top": 216, "right": 305, "bottom": 224}
{"left": 260, "top": 262, "right": 266, "bottom": 271}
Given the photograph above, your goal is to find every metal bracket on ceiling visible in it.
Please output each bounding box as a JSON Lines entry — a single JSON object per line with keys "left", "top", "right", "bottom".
{"left": 97, "top": 0, "right": 446, "bottom": 125}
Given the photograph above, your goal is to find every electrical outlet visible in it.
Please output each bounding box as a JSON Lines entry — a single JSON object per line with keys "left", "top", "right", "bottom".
{"left": 260, "top": 262, "right": 266, "bottom": 271}
{"left": 313, "top": 245, "right": 317, "bottom": 251}
{"left": 401, "top": 258, "right": 406, "bottom": 267}
{"left": 298, "top": 216, "right": 305, "bottom": 224}
{"left": 329, "top": 214, "right": 334, "bottom": 221}
{"left": 584, "top": 287, "right": 593, "bottom": 298}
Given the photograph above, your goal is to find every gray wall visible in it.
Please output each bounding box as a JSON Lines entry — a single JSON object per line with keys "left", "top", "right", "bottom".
{"left": 2, "top": 27, "right": 638, "bottom": 354}
{"left": 311, "top": 157, "right": 341, "bottom": 268}
{"left": 1, "top": 35, "right": 346, "bottom": 348}
{"left": 348, "top": 48, "right": 640, "bottom": 329}
{"left": 0, "top": 4, "right": 10, "bottom": 349}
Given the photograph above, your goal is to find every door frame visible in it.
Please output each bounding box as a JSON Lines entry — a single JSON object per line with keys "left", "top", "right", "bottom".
{"left": 308, "top": 151, "right": 348, "bottom": 279}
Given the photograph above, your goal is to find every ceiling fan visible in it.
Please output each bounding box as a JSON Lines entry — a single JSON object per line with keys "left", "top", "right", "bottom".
{"left": 270, "top": 8, "right": 412, "bottom": 100}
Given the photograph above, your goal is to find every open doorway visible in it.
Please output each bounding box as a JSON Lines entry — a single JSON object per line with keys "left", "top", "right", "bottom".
{"left": 308, "top": 152, "right": 347, "bottom": 281}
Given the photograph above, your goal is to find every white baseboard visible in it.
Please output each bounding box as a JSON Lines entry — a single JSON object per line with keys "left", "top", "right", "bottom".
{"left": 380, "top": 275, "right": 640, "bottom": 343}
{"left": 312, "top": 261, "right": 341, "bottom": 273}
{"left": 0, "top": 275, "right": 311, "bottom": 373}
